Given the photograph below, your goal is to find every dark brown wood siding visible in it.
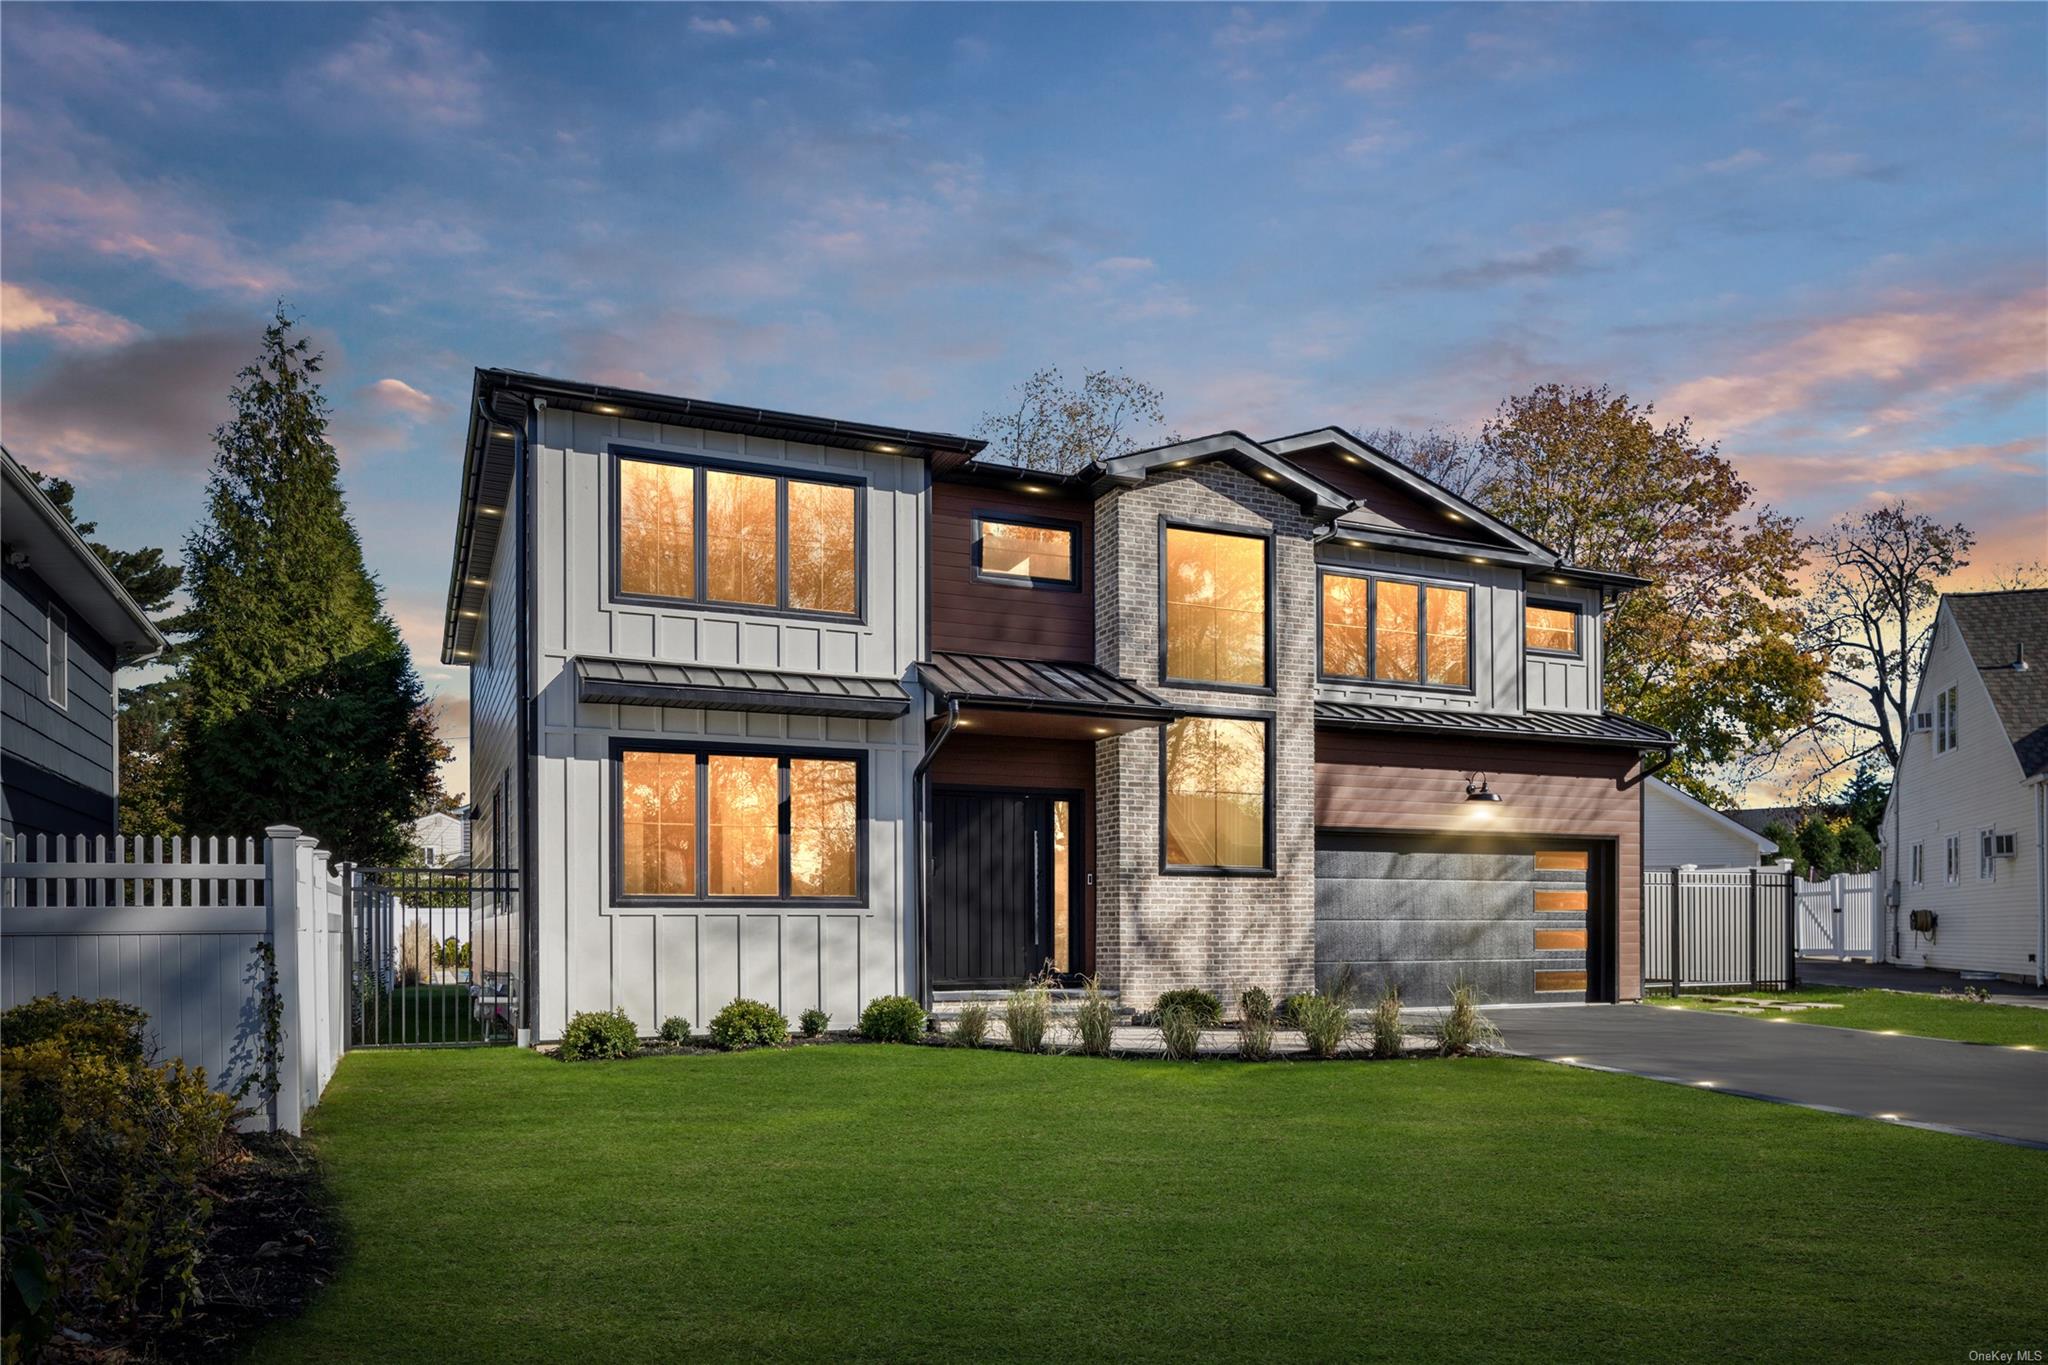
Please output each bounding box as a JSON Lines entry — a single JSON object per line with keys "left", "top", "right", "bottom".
{"left": 930, "top": 481, "right": 1095, "bottom": 662}
{"left": 1284, "top": 447, "right": 1488, "bottom": 542}
{"left": 1314, "top": 729, "right": 1644, "bottom": 1000}
{"left": 929, "top": 734, "right": 1097, "bottom": 975}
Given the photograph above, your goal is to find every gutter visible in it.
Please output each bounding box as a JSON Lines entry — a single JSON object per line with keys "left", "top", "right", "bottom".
{"left": 911, "top": 698, "right": 961, "bottom": 1012}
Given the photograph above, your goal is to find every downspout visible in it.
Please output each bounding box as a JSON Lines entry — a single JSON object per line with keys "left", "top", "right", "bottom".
{"left": 912, "top": 698, "right": 961, "bottom": 1012}
{"left": 2036, "top": 780, "right": 2045, "bottom": 987}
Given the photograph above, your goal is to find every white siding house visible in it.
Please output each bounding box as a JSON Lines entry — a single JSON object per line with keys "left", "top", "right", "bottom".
{"left": 1643, "top": 778, "right": 1778, "bottom": 869}
{"left": 1878, "top": 590, "right": 2047, "bottom": 984}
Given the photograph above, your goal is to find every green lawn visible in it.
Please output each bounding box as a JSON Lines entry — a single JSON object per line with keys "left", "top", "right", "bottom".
{"left": 1648, "top": 988, "right": 2048, "bottom": 1047}
{"left": 353, "top": 984, "right": 492, "bottom": 1046}
{"left": 253, "top": 1045, "right": 2047, "bottom": 1362}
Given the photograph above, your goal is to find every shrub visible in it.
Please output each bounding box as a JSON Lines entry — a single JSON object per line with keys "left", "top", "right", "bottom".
{"left": 1071, "top": 977, "right": 1116, "bottom": 1057}
{"left": 1004, "top": 982, "right": 1051, "bottom": 1053}
{"left": 1368, "top": 984, "right": 1404, "bottom": 1059}
{"left": 1293, "top": 993, "right": 1352, "bottom": 1059}
{"left": 1280, "top": 992, "right": 1317, "bottom": 1027}
{"left": 1151, "top": 989, "right": 1222, "bottom": 1028}
{"left": 2, "top": 995, "right": 154, "bottom": 1155}
{"left": 798, "top": 1008, "right": 831, "bottom": 1038}
{"left": 1437, "top": 980, "right": 1500, "bottom": 1056}
{"left": 1239, "top": 986, "right": 1274, "bottom": 1026}
{"left": 658, "top": 1015, "right": 692, "bottom": 1045}
{"left": 948, "top": 1003, "right": 990, "bottom": 1048}
{"left": 857, "top": 995, "right": 925, "bottom": 1044}
{"left": 710, "top": 999, "right": 789, "bottom": 1050}
{"left": 561, "top": 1008, "right": 639, "bottom": 1061}
{"left": 1239, "top": 1012, "right": 1274, "bottom": 1061}
{"left": 1158, "top": 1003, "right": 1205, "bottom": 1060}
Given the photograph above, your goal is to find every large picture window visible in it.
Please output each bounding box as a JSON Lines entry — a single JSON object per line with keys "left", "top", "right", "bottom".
{"left": 616, "top": 745, "right": 864, "bottom": 903}
{"left": 1162, "top": 714, "right": 1269, "bottom": 873}
{"left": 1162, "top": 524, "right": 1269, "bottom": 688}
{"left": 1320, "top": 572, "right": 1471, "bottom": 690}
{"left": 615, "top": 453, "right": 862, "bottom": 618}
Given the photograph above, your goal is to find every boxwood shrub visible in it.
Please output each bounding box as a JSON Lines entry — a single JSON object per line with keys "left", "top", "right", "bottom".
{"left": 561, "top": 1008, "right": 639, "bottom": 1060}
{"left": 857, "top": 994, "right": 926, "bottom": 1043}
{"left": 658, "top": 1015, "right": 692, "bottom": 1045}
{"left": 798, "top": 1008, "right": 831, "bottom": 1038}
{"left": 709, "top": 999, "right": 789, "bottom": 1050}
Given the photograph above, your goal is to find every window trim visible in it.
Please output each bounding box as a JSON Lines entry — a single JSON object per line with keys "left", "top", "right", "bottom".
{"left": 609, "top": 737, "right": 868, "bottom": 908}
{"left": 45, "top": 604, "right": 68, "bottom": 710}
{"left": 1315, "top": 567, "right": 1477, "bottom": 694}
{"left": 1156, "top": 515, "right": 1276, "bottom": 695}
{"left": 608, "top": 446, "right": 868, "bottom": 624}
{"left": 1523, "top": 596, "right": 1583, "bottom": 659}
{"left": 1909, "top": 842, "right": 1923, "bottom": 887}
{"left": 1157, "top": 707, "right": 1277, "bottom": 878}
{"left": 970, "top": 510, "right": 1084, "bottom": 591}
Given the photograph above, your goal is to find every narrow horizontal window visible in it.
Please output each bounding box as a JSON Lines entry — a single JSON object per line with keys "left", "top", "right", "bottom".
{"left": 1163, "top": 714, "right": 1268, "bottom": 871}
{"left": 1319, "top": 572, "right": 1471, "bottom": 689}
{"left": 977, "top": 518, "right": 1077, "bottom": 585}
{"left": 1164, "top": 526, "right": 1268, "bottom": 687}
{"left": 1525, "top": 601, "right": 1578, "bottom": 655}
{"left": 1534, "top": 970, "right": 1588, "bottom": 993}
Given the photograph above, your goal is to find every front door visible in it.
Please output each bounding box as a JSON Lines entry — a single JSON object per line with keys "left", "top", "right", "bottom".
{"left": 930, "top": 790, "right": 1077, "bottom": 988}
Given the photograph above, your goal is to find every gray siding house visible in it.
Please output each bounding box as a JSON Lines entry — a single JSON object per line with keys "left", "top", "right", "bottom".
{"left": 443, "top": 372, "right": 1672, "bottom": 1042}
{"left": 1, "top": 449, "right": 165, "bottom": 846}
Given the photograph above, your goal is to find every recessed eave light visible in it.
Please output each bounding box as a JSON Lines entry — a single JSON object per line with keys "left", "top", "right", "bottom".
{"left": 593, "top": 405, "right": 622, "bottom": 416}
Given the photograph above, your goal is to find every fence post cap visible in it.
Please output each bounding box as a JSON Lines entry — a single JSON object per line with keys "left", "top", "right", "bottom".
{"left": 264, "top": 824, "right": 303, "bottom": 840}
{"left": 295, "top": 834, "right": 319, "bottom": 849}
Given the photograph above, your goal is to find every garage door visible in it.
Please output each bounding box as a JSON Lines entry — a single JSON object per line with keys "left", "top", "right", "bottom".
{"left": 1314, "top": 833, "right": 1600, "bottom": 1006}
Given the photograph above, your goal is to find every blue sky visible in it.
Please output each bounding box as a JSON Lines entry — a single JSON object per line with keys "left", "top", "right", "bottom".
{"left": 3, "top": 2, "right": 2043, "bottom": 794}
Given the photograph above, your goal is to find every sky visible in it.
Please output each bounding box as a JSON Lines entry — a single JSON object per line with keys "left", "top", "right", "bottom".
{"left": 3, "top": 2, "right": 2044, "bottom": 799}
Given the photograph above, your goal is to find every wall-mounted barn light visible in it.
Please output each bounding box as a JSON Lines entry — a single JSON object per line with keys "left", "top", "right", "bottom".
{"left": 1465, "top": 773, "right": 1502, "bottom": 804}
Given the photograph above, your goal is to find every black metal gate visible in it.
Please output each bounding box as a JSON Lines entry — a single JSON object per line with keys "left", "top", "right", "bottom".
{"left": 345, "top": 864, "right": 521, "bottom": 1046}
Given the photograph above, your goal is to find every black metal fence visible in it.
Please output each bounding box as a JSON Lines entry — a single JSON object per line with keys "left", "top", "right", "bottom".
{"left": 1642, "top": 865, "right": 1797, "bottom": 994}
{"left": 345, "top": 865, "right": 521, "bottom": 1046}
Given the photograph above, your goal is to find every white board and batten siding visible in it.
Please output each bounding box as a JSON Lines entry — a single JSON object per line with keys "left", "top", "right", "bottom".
{"left": 525, "top": 407, "right": 928, "bottom": 1041}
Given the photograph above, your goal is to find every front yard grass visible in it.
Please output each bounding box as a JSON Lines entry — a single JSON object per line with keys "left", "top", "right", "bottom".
{"left": 255, "top": 1046, "right": 2047, "bottom": 1363}
{"left": 1648, "top": 987, "right": 2048, "bottom": 1047}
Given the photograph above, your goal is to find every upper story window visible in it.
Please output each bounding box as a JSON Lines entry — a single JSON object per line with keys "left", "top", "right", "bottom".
{"left": 46, "top": 604, "right": 68, "bottom": 709}
{"left": 1944, "top": 833, "right": 1960, "bottom": 884}
{"left": 617, "top": 744, "right": 862, "bottom": 904}
{"left": 974, "top": 516, "right": 1079, "bottom": 588}
{"left": 1909, "top": 843, "right": 1923, "bottom": 886}
{"left": 1524, "top": 599, "right": 1579, "bottom": 656}
{"left": 1162, "top": 523, "right": 1269, "bottom": 689}
{"left": 1934, "top": 685, "right": 1959, "bottom": 753}
{"left": 615, "top": 453, "right": 861, "bottom": 618}
{"left": 1320, "top": 572, "right": 1471, "bottom": 690}
{"left": 1162, "top": 713, "right": 1269, "bottom": 873}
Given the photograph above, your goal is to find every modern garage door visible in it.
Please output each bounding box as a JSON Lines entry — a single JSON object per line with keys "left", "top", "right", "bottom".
{"left": 1314, "top": 833, "right": 1607, "bottom": 1006}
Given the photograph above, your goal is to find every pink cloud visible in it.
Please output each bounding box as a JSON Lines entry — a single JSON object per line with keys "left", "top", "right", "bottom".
{"left": 365, "top": 377, "right": 437, "bottom": 418}
{"left": 8, "top": 176, "right": 286, "bottom": 296}
{"left": 0, "top": 281, "right": 142, "bottom": 347}
{"left": 1746, "top": 437, "right": 2044, "bottom": 502}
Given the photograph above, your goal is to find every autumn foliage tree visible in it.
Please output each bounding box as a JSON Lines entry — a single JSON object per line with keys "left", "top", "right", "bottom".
{"left": 974, "top": 367, "right": 1176, "bottom": 473}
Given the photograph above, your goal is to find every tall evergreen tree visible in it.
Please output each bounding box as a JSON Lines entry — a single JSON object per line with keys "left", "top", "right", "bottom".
{"left": 175, "top": 311, "right": 443, "bottom": 863}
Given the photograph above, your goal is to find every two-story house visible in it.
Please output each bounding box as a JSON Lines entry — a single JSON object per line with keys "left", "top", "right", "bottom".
{"left": 1879, "top": 590, "right": 2046, "bottom": 985}
{"left": 441, "top": 371, "right": 1672, "bottom": 1042}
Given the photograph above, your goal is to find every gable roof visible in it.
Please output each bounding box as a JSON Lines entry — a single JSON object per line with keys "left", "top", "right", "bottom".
{"left": 0, "top": 447, "right": 166, "bottom": 663}
{"left": 1944, "top": 588, "right": 2048, "bottom": 779}
{"left": 1649, "top": 778, "right": 1781, "bottom": 854}
{"left": 1095, "top": 432, "right": 1355, "bottom": 516}
{"left": 1264, "top": 427, "right": 1553, "bottom": 558}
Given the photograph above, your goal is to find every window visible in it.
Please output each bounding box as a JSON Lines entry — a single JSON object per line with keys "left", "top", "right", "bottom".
{"left": 1163, "top": 525, "right": 1268, "bottom": 687}
{"left": 45, "top": 605, "right": 67, "bottom": 709}
{"left": 1936, "top": 684, "right": 1959, "bottom": 753}
{"left": 1910, "top": 843, "right": 1923, "bottom": 887}
{"left": 1162, "top": 714, "right": 1269, "bottom": 872}
{"left": 1319, "top": 573, "right": 1472, "bottom": 689}
{"left": 1049, "top": 799, "right": 1072, "bottom": 972}
{"left": 616, "top": 745, "right": 863, "bottom": 902}
{"left": 1944, "top": 833, "right": 1961, "bottom": 885}
{"left": 1525, "top": 600, "right": 1579, "bottom": 655}
{"left": 975, "top": 517, "right": 1079, "bottom": 587}
{"left": 615, "top": 453, "right": 861, "bottom": 617}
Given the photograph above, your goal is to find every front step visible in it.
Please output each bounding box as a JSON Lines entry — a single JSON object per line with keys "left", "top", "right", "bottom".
{"left": 929, "top": 987, "right": 1122, "bottom": 1019}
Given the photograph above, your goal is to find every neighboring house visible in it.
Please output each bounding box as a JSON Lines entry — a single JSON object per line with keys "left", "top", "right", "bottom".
{"left": 412, "top": 808, "right": 471, "bottom": 867}
{"left": 1724, "top": 804, "right": 1808, "bottom": 839}
{"left": 441, "top": 370, "right": 1673, "bottom": 1041}
{"left": 1879, "top": 589, "right": 2047, "bottom": 984}
{"left": 1644, "top": 778, "right": 1779, "bottom": 868}
{"left": 1, "top": 449, "right": 165, "bottom": 847}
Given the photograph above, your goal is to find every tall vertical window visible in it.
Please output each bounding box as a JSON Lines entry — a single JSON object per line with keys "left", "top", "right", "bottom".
{"left": 1163, "top": 714, "right": 1269, "bottom": 871}
{"left": 1163, "top": 525, "right": 1268, "bottom": 687}
{"left": 615, "top": 454, "right": 862, "bottom": 617}
{"left": 1944, "top": 833, "right": 1961, "bottom": 885}
{"left": 1934, "top": 684, "right": 1959, "bottom": 753}
{"left": 45, "top": 605, "right": 68, "bottom": 708}
{"left": 1319, "top": 573, "right": 1472, "bottom": 689}
{"left": 1909, "top": 843, "right": 1923, "bottom": 887}
{"left": 616, "top": 745, "right": 865, "bottom": 903}
{"left": 1049, "top": 799, "right": 1072, "bottom": 972}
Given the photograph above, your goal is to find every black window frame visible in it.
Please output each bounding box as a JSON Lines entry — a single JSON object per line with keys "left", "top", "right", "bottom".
{"left": 1523, "top": 596, "right": 1582, "bottom": 659}
{"left": 1157, "top": 708, "right": 1277, "bottom": 878}
{"left": 1157, "top": 515, "right": 1276, "bottom": 695}
{"left": 609, "top": 737, "right": 869, "bottom": 908}
{"left": 1315, "top": 568, "right": 1476, "bottom": 694}
{"left": 609, "top": 445, "right": 868, "bottom": 624}
{"left": 970, "top": 510, "right": 1084, "bottom": 590}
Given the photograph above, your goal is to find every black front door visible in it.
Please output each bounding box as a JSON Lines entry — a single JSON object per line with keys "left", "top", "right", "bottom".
{"left": 931, "top": 790, "right": 1073, "bottom": 988}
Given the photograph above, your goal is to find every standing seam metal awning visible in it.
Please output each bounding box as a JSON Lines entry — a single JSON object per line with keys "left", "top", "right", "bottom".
{"left": 915, "top": 651, "right": 1178, "bottom": 719}
{"left": 574, "top": 656, "right": 912, "bottom": 720}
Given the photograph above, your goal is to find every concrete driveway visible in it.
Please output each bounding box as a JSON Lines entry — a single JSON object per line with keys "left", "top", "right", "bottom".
{"left": 1491, "top": 1004, "right": 2048, "bottom": 1148}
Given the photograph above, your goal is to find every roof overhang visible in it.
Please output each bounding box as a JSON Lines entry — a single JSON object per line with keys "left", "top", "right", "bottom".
{"left": 1266, "top": 428, "right": 1554, "bottom": 557}
{"left": 1097, "top": 432, "right": 1354, "bottom": 518}
{"left": 575, "top": 655, "right": 911, "bottom": 720}
{"left": 1315, "top": 699, "right": 1674, "bottom": 751}
{"left": 0, "top": 448, "right": 166, "bottom": 663}
{"left": 916, "top": 651, "right": 1178, "bottom": 729}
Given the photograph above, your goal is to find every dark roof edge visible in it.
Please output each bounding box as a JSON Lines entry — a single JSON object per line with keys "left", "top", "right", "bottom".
{"left": 1314, "top": 704, "right": 1675, "bottom": 751}
{"left": 0, "top": 447, "right": 167, "bottom": 661}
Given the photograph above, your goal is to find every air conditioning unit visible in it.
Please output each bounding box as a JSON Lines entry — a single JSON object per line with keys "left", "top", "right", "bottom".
{"left": 1983, "top": 831, "right": 2017, "bottom": 860}
{"left": 1909, "top": 712, "right": 1935, "bottom": 734}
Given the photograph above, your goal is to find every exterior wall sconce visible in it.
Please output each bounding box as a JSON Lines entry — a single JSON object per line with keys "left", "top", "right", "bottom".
{"left": 1465, "top": 773, "right": 1502, "bottom": 803}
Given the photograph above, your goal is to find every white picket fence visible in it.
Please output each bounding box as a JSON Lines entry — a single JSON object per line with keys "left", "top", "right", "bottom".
{"left": 1, "top": 825, "right": 347, "bottom": 1134}
{"left": 1794, "top": 871, "right": 1878, "bottom": 960}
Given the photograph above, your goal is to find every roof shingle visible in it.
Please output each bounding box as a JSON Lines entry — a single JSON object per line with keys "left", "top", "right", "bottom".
{"left": 1945, "top": 589, "right": 2048, "bottom": 779}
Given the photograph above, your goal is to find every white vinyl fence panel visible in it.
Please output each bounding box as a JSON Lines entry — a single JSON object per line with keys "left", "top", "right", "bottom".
{"left": 1643, "top": 865, "right": 1797, "bottom": 993}
{"left": 1794, "top": 872, "right": 1878, "bottom": 960}
{"left": 2, "top": 825, "right": 346, "bottom": 1134}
